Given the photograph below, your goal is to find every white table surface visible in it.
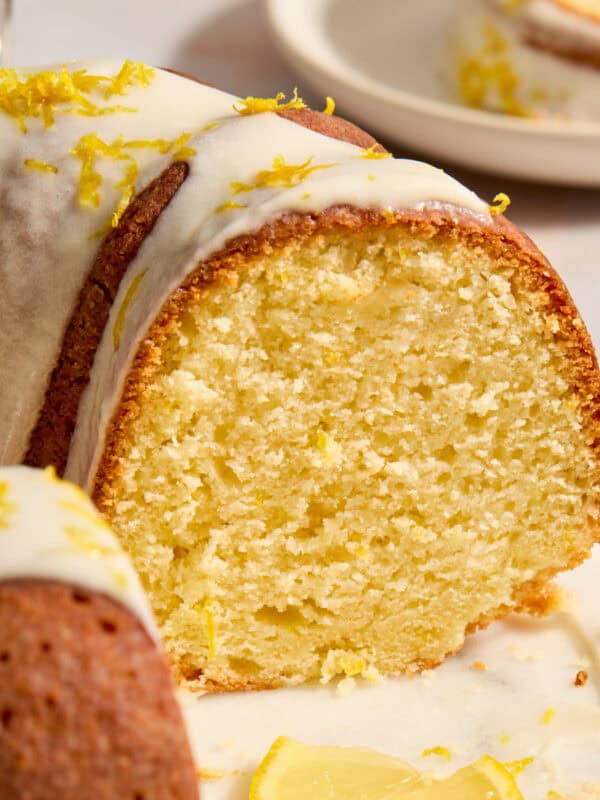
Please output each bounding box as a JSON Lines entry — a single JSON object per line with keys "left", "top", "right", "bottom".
{"left": 10, "top": 2, "right": 600, "bottom": 796}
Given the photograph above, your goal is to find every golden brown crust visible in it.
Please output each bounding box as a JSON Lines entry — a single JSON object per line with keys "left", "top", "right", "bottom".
{"left": 91, "top": 205, "right": 600, "bottom": 691}
{"left": 0, "top": 578, "right": 198, "bottom": 799}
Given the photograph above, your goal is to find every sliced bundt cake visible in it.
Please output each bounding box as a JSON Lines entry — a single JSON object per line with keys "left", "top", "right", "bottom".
{"left": 0, "top": 466, "right": 199, "bottom": 799}
{"left": 1, "top": 61, "right": 599, "bottom": 691}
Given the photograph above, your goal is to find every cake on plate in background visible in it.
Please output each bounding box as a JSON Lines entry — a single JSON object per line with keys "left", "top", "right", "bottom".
{"left": 450, "top": 0, "right": 600, "bottom": 119}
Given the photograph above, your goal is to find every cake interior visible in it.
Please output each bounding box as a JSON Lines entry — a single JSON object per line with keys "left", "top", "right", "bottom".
{"left": 103, "top": 225, "right": 598, "bottom": 689}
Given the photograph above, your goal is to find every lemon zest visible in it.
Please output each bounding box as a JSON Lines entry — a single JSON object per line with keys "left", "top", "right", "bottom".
{"left": 233, "top": 88, "right": 306, "bottom": 115}
{"left": 323, "top": 96, "right": 335, "bottom": 115}
{"left": 503, "top": 757, "right": 534, "bottom": 776}
{"left": 103, "top": 60, "right": 154, "bottom": 99}
{"left": 113, "top": 269, "right": 148, "bottom": 350}
{"left": 216, "top": 201, "right": 247, "bottom": 213}
{"left": 231, "top": 155, "right": 335, "bottom": 194}
{"left": 23, "top": 158, "right": 58, "bottom": 173}
{"left": 202, "top": 121, "right": 220, "bottom": 131}
{"left": 71, "top": 131, "right": 194, "bottom": 221}
{"left": 457, "top": 26, "right": 534, "bottom": 118}
{"left": 490, "top": 192, "right": 511, "bottom": 215}
{"left": 422, "top": 746, "right": 452, "bottom": 762}
{"left": 63, "top": 525, "right": 117, "bottom": 558}
{"left": 110, "top": 569, "right": 129, "bottom": 591}
{"left": 360, "top": 144, "right": 391, "bottom": 159}
{"left": 541, "top": 707, "right": 556, "bottom": 725}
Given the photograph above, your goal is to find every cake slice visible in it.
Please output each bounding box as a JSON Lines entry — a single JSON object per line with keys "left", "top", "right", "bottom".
{"left": 451, "top": 0, "right": 600, "bottom": 119}
{"left": 0, "top": 466, "right": 199, "bottom": 799}
{"left": 1, "top": 61, "right": 598, "bottom": 691}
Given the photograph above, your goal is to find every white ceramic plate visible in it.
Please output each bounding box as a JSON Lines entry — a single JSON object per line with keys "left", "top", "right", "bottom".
{"left": 265, "top": 0, "right": 600, "bottom": 186}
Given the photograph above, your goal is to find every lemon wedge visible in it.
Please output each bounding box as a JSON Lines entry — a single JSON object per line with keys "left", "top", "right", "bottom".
{"left": 249, "top": 738, "right": 525, "bottom": 800}
{"left": 402, "top": 755, "right": 525, "bottom": 800}
{"left": 249, "top": 737, "right": 422, "bottom": 800}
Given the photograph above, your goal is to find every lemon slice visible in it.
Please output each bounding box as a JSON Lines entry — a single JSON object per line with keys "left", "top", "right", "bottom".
{"left": 249, "top": 736, "right": 423, "bottom": 800}
{"left": 249, "top": 739, "right": 525, "bottom": 800}
{"left": 402, "top": 755, "right": 525, "bottom": 800}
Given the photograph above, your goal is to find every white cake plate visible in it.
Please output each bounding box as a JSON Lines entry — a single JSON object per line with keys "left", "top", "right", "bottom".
{"left": 265, "top": 0, "right": 600, "bottom": 187}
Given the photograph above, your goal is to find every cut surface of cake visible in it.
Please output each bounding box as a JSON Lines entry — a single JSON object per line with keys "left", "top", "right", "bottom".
{"left": 0, "top": 466, "right": 199, "bottom": 799}
{"left": 1, "top": 61, "right": 599, "bottom": 691}
{"left": 450, "top": 0, "right": 600, "bottom": 119}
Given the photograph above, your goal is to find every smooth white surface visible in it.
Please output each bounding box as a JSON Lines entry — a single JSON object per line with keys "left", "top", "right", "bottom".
{"left": 7, "top": 2, "right": 600, "bottom": 797}
{"left": 267, "top": 0, "right": 600, "bottom": 186}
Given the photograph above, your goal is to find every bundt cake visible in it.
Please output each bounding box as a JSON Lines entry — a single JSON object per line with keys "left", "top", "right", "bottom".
{"left": 450, "top": 0, "right": 600, "bottom": 119}
{"left": 0, "top": 465, "right": 199, "bottom": 799}
{"left": 1, "top": 60, "right": 599, "bottom": 691}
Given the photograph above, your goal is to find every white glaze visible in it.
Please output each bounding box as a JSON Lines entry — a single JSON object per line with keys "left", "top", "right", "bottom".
{"left": 0, "top": 464, "right": 156, "bottom": 634}
{"left": 451, "top": 0, "right": 600, "bottom": 120}
{"left": 0, "top": 59, "right": 489, "bottom": 489}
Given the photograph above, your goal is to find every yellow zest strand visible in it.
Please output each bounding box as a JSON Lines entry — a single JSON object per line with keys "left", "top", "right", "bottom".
{"left": 202, "top": 121, "right": 220, "bottom": 131}
{"left": 216, "top": 201, "right": 247, "bottom": 213}
{"left": 24, "top": 159, "right": 58, "bottom": 173}
{"left": 111, "top": 570, "right": 129, "bottom": 590}
{"left": 489, "top": 192, "right": 511, "bottom": 215}
{"left": 103, "top": 60, "right": 154, "bottom": 98}
{"left": 0, "top": 62, "right": 153, "bottom": 132}
{"left": 360, "top": 144, "right": 391, "bottom": 160}
{"left": 113, "top": 269, "right": 148, "bottom": 350}
{"left": 111, "top": 158, "right": 139, "bottom": 227}
{"left": 63, "top": 526, "right": 117, "bottom": 559}
{"left": 541, "top": 707, "right": 556, "bottom": 725}
{"left": 503, "top": 757, "right": 534, "bottom": 776}
{"left": 70, "top": 133, "right": 126, "bottom": 208}
{"left": 421, "top": 746, "right": 452, "bottom": 762}
{"left": 231, "top": 154, "right": 335, "bottom": 194}
{"left": 233, "top": 88, "right": 306, "bottom": 115}
{"left": 72, "top": 131, "right": 194, "bottom": 220}
{"left": 323, "top": 96, "right": 335, "bottom": 115}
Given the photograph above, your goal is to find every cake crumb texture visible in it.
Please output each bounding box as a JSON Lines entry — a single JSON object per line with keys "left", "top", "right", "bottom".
{"left": 101, "top": 225, "right": 599, "bottom": 691}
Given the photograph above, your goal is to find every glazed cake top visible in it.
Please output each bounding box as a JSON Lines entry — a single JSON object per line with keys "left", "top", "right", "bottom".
{"left": 0, "top": 464, "right": 156, "bottom": 633}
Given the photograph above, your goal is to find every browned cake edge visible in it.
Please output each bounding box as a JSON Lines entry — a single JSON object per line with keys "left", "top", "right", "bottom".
{"left": 0, "top": 578, "right": 199, "bottom": 799}
{"left": 91, "top": 205, "right": 600, "bottom": 691}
